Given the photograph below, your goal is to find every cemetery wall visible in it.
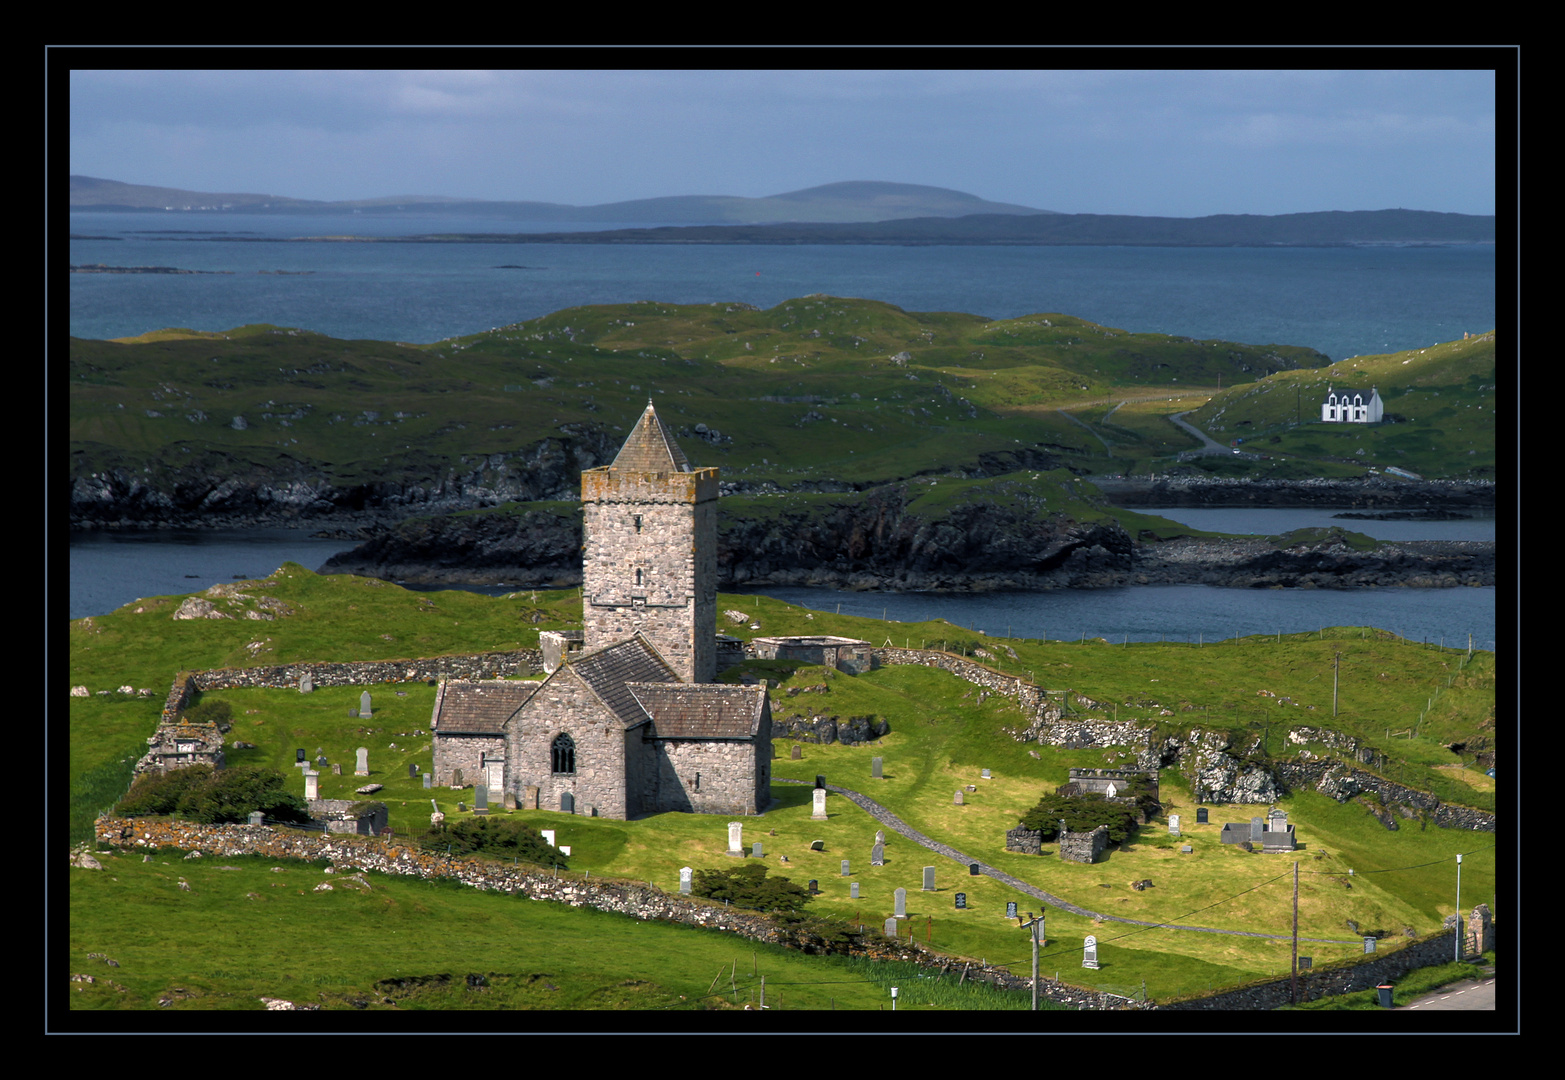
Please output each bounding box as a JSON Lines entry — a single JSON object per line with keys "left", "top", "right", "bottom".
{"left": 183, "top": 649, "right": 543, "bottom": 696}
{"left": 1273, "top": 760, "right": 1496, "bottom": 832}
{"left": 1156, "top": 925, "right": 1482, "bottom": 1010}
{"left": 90, "top": 816, "right": 1147, "bottom": 1010}
{"left": 871, "top": 648, "right": 1047, "bottom": 715}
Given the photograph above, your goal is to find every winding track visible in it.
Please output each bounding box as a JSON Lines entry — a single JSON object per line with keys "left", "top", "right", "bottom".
{"left": 778, "top": 778, "right": 1359, "bottom": 945}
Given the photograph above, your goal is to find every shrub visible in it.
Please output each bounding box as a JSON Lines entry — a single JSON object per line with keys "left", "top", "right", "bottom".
{"left": 178, "top": 766, "right": 309, "bottom": 824}
{"left": 419, "top": 816, "right": 562, "bottom": 868}
{"left": 691, "top": 863, "right": 813, "bottom": 913}
{"left": 1019, "top": 791, "right": 1144, "bottom": 845}
{"left": 183, "top": 700, "right": 233, "bottom": 727}
{"left": 116, "top": 764, "right": 217, "bottom": 816}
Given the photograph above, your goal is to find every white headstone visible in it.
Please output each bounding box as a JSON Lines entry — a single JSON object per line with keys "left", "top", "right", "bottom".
{"left": 954, "top": 790, "right": 964, "bottom": 805}
{"left": 894, "top": 887, "right": 907, "bottom": 918}
{"left": 359, "top": 690, "right": 371, "bottom": 718}
{"left": 1083, "top": 935, "right": 1100, "bottom": 969}
{"left": 871, "top": 843, "right": 885, "bottom": 866}
{"left": 872, "top": 757, "right": 883, "bottom": 778}
{"left": 304, "top": 769, "right": 319, "bottom": 800}
{"left": 981, "top": 768, "right": 991, "bottom": 780}
{"left": 812, "top": 787, "right": 828, "bottom": 820}
{"left": 354, "top": 747, "right": 369, "bottom": 776}
{"left": 841, "top": 859, "right": 850, "bottom": 876}
{"left": 679, "top": 866, "right": 692, "bottom": 895}
{"left": 298, "top": 673, "right": 313, "bottom": 694}
{"left": 728, "top": 821, "right": 743, "bottom": 855}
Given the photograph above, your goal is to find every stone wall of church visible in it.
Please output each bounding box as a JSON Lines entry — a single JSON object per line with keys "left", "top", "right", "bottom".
{"left": 638, "top": 738, "right": 770, "bottom": 816}
{"left": 505, "top": 677, "right": 630, "bottom": 819}
{"left": 432, "top": 733, "right": 504, "bottom": 790}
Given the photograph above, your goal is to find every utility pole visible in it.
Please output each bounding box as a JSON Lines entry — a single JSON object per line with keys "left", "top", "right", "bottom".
{"left": 1333, "top": 651, "right": 1340, "bottom": 717}
{"left": 1291, "top": 860, "right": 1300, "bottom": 1005}
{"left": 1455, "top": 853, "right": 1464, "bottom": 963}
{"left": 1020, "top": 912, "right": 1045, "bottom": 1011}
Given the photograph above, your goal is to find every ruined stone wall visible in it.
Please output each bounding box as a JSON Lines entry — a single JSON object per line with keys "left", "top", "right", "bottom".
{"left": 184, "top": 650, "right": 543, "bottom": 696}
{"left": 871, "top": 648, "right": 1047, "bottom": 714}
{"left": 1058, "top": 824, "right": 1110, "bottom": 864}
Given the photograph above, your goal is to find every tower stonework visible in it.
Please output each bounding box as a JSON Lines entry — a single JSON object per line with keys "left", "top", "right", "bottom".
{"left": 580, "top": 402, "right": 718, "bottom": 683}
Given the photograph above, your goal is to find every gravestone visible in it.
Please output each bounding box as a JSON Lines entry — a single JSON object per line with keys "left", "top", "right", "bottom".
{"left": 473, "top": 785, "right": 488, "bottom": 815}
{"left": 452, "top": 768, "right": 463, "bottom": 787}
{"left": 316, "top": 754, "right": 328, "bottom": 768}
{"left": 409, "top": 763, "right": 419, "bottom": 779}
{"left": 884, "top": 916, "right": 899, "bottom": 936}
{"left": 1181, "top": 845, "right": 1192, "bottom": 854}
{"left": 1196, "top": 807, "right": 1209, "bottom": 824}
{"left": 872, "top": 756, "right": 883, "bottom": 778}
{"left": 815, "top": 775, "right": 826, "bottom": 789}
{"left": 1363, "top": 937, "right": 1377, "bottom": 954}
{"left": 541, "top": 830, "right": 555, "bottom": 847}
{"left": 808, "top": 879, "right": 819, "bottom": 895}
{"left": 560, "top": 791, "right": 574, "bottom": 814}
{"left": 1083, "top": 935, "right": 1100, "bottom": 969}
{"left": 871, "top": 843, "right": 885, "bottom": 866}
{"left": 355, "top": 747, "right": 369, "bottom": 776}
{"left": 332, "top": 764, "right": 343, "bottom": 776}
{"left": 298, "top": 673, "right": 313, "bottom": 694}
{"left": 1299, "top": 956, "right": 1312, "bottom": 969}
{"left": 810, "top": 839, "right": 824, "bottom": 851}
{"left": 304, "top": 769, "right": 319, "bottom": 800}
{"left": 812, "top": 788, "right": 828, "bottom": 820}
{"left": 981, "top": 768, "right": 991, "bottom": 780}
{"left": 359, "top": 691, "right": 372, "bottom": 718}
{"left": 348, "top": 709, "right": 358, "bottom": 719}
{"left": 753, "top": 841, "right": 764, "bottom": 858}
{"left": 1169, "top": 814, "right": 1180, "bottom": 836}
{"left": 679, "top": 867, "right": 692, "bottom": 895}
{"left": 894, "top": 888, "right": 907, "bottom": 918}
{"left": 1250, "top": 817, "right": 1264, "bottom": 843}
{"left": 841, "top": 860, "right": 850, "bottom": 876}
{"left": 922, "top": 866, "right": 935, "bottom": 891}
{"left": 421, "top": 772, "right": 431, "bottom": 789}
{"left": 296, "top": 748, "right": 307, "bottom": 767}
{"left": 1006, "top": 902, "right": 1018, "bottom": 919}
{"left": 248, "top": 811, "right": 265, "bottom": 826}
{"left": 523, "top": 785, "right": 539, "bottom": 810}
{"left": 791, "top": 745, "right": 801, "bottom": 760}
{"left": 955, "top": 893, "right": 967, "bottom": 910}
{"left": 875, "top": 829, "right": 886, "bottom": 845}
{"left": 954, "top": 790, "right": 964, "bottom": 805}
{"left": 851, "top": 882, "right": 859, "bottom": 899}
{"left": 969, "top": 863, "right": 980, "bottom": 876}
{"left": 728, "top": 822, "right": 744, "bottom": 857}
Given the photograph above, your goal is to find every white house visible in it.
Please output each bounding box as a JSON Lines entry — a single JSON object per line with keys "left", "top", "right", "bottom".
{"left": 1321, "top": 386, "right": 1383, "bottom": 424}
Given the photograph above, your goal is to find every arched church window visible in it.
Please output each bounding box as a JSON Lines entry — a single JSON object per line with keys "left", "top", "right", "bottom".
{"left": 551, "top": 733, "right": 576, "bottom": 775}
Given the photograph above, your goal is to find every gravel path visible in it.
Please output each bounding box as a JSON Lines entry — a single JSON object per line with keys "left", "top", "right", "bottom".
{"left": 778, "top": 778, "right": 1359, "bottom": 944}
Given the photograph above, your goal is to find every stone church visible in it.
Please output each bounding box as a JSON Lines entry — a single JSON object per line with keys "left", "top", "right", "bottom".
{"left": 430, "top": 402, "right": 773, "bottom": 819}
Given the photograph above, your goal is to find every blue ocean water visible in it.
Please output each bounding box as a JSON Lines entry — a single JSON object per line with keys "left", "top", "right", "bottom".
{"left": 67, "top": 211, "right": 1496, "bottom": 362}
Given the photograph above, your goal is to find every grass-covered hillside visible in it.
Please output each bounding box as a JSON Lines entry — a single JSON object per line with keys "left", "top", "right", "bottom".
{"left": 68, "top": 297, "right": 1333, "bottom": 500}
{"left": 69, "top": 566, "right": 1498, "bottom": 1009}
{"left": 1183, "top": 332, "right": 1497, "bottom": 480}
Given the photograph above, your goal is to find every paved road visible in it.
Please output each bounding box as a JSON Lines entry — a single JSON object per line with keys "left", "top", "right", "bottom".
{"left": 779, "top": 778, "right": 1359, "bottom": 946}
{"left": 1401, "top": 968, "right": 1497, "bottom": 1011}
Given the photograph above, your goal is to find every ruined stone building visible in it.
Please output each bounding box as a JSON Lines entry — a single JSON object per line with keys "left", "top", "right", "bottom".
{"left": 430, "top": 402, "right": 773, "bottom": 819}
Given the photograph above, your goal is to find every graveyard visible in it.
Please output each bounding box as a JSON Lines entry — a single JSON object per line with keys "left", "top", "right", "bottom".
{"left": 68, "top": 568, "right": 1497, "bottom": 1010}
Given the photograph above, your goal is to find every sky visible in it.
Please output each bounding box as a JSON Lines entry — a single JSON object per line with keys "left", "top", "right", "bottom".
{"left": 64, "top": 60, "right": 1503, "bottom": 218}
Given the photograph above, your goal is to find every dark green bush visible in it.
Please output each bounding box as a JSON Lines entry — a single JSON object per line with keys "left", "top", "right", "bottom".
{"left": 116, "top": 764, "right": 217, "bottom": 816}
{"left": 1019, "top": 790, "right": 1145, "bottom": 845}
{"left": 419, "top": 816, "right": 562, "bottom": 868}
{"left": 176, "top": 766, "right": 309, "bottom": 824}
{"left": 691, "top": 862, "right": 813, "bottom": 913}
{"left": 183, "top": 700, "right": 233, "bottom": 726}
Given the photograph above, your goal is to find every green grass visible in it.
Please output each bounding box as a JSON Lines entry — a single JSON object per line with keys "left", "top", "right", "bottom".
{"left": 1278, "top": 952, "right": 1495, "bottom": 1010}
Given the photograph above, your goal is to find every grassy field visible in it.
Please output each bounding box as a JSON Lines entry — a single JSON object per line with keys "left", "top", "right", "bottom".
{"left": 68, "top": 568, "right": 1498, "bottom": 1012}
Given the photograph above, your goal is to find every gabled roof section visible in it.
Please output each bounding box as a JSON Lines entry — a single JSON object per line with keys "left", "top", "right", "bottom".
{"left": 610, "top": 400, "right": 690, "bottom": 473}
{"left": 566, "top": 633, "right": 683, "bottom": 728}
{"left": 628, "top": 683, "right": 767, "bottom": 740}
{"left": 430, "top": 680, "right": 539, "bottom": 734}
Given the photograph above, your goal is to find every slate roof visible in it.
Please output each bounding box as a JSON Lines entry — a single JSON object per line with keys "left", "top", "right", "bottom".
{"left": 566, "top": 634, "right": 682, "bottom": 728}
{"left": 610, "top": 401, "right": 690, "bottom": 473}
{"left": 627, "top": 683, "right": 767, "bottom": 740}
{"left": 430, "top": 680, "right": 539, "bottom": 734}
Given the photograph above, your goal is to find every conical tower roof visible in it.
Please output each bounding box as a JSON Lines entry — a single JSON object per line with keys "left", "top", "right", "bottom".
{"left": 610, "top": 400, "right": 690, "bottom": 473}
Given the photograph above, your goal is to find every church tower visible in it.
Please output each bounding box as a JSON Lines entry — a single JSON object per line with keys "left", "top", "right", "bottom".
{"left": 579, "top": 401, "right": 718, "bottom": 683}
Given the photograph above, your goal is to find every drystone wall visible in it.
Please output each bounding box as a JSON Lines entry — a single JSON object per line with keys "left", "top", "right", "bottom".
{"left": 90, "top": 817, "right": 1145, "bottom": 1010}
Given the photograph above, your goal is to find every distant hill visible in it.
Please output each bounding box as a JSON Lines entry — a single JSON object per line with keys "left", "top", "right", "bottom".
{"left": 68, "top": 176, "right": 1052, "bottom": 224}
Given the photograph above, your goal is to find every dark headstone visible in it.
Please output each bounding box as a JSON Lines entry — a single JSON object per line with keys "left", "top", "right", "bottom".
{"left": 955, "top": 893, "right": 967, "bottom": 909}
{"left": 1299, "top": 957, "right": 1312, "bottom": 969}
{"left": 969, "top": 863, "right": 980, "bottom": 876}
{"left": 808, "top": 879, "right": 819, "bottom": 895}
{"left": 409, "top": 763, "right": 419, "bottom": 778}
{"left": 815, "top": 774, "right": 826, "bottom": 790}
{"left": 296, "top": 749, "right": 306, "bottom": 763}
{"left": 1196, "top": 807, "right": 1209, "bottom": 824}
{"left": 560, "top": 791, "right": 575, "bottom": 814}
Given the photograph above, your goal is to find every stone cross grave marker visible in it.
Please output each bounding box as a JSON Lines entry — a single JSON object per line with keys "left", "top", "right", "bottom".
{"left": 753, "top": 842, "right": 764, "bottom": 858}
{"left": 728, "top": 822, "right": 743, "bottom": 856}
{"left": 871, "top": 843, "right": 885, "bottom": 866}
{"left": 791, "top": 744, "right": 801, "bottom": 760}
{"left": 954, "top": 790, "right": 964, "bottom": 805}
{"left": 359, "top": 691, "right": 372, "bottom": 718}
{"left": 812, "top": 788, "right": 828, "bottom": 820}
{"left": 680, "top": 867, "right": 692, "bottom": 895}
{"left": 894, "top": 887, "right": 907, "bottom": 919}
{"left": 355, "top": 747, "right": 369, "bottom": 776}
{"left": 303, "top": 770, "right": 319, "bottom": 800}
{"left": 872, "top": 756, "right": 882, "bottom": 778}
{"left": 1083, "top": 935, "right": 1100, "bottom": 969}
{"left": 922, "top": 866, "right": 935, "bottom": 891}
{"left": 298, "top": 673, "right": 313, "bottom": 694}
{"left": 842, "top": 860, "right": 850, "bottom": 876}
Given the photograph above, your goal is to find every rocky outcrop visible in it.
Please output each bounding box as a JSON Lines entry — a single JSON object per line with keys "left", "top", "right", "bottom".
{"left": 1130, "top": 535, "right": 1493, "bottom": 588}
{"left": 1098, "top": 476, "right": 1495, "bottom": 511}
{"left": 771, "top": 713, "right": 889, "bottom": 745}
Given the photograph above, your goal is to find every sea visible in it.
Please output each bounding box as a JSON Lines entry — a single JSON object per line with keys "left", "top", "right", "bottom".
{"left": 66, "top": 211, "right": 1501, "bottom": 647}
